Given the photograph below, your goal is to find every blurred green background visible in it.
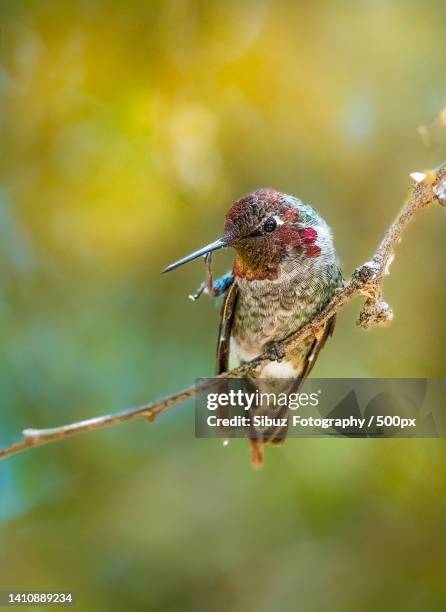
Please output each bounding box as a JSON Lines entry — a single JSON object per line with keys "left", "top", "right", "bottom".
{"left": 1, "top": 1, "right": 446, "bottom": 610}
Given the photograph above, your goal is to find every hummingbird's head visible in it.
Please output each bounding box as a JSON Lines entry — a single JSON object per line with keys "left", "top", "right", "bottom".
{"left": 223, "top": 189, "right": 321, "bottom": 280}
{"left": 163, "top": 189, "right": 321, "bottom": 280}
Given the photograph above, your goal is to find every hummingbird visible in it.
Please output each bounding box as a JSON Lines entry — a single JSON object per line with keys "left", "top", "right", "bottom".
{"left": 164, "top": 189, "right": 343, "bottom": 465}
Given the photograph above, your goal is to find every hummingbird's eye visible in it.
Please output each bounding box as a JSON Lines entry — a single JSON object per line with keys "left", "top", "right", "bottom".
{"left": 263, "top": 217, "right": 277, "bottom": 233}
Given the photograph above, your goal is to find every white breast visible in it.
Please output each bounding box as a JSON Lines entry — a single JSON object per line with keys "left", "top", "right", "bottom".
{"left": 229, "top": 337, "right": 301, "bottom": 379}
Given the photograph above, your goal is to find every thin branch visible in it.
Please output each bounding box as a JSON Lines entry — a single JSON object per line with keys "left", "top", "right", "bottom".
{"left": 1, "top": 163, "right": 445, "bottom": 462}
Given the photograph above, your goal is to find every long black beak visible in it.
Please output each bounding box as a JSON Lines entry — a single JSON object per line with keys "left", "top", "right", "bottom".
{"left": 162, "top": 238, "right": 226, "bottom": 273}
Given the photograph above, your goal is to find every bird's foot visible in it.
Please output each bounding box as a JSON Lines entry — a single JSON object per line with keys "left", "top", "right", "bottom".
{"left": 265, "top": 341, "right": 285, "bottom": 362}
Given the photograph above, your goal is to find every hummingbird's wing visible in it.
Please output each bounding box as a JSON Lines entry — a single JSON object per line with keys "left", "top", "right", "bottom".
{"left": 297, "top": 314, "right": 337, "bottom": 381}
{"left": 262, "top": 314, "right": 337, "bottom": 450}
{"left": 215, "top": 278, "right": 239, "bottom": 374}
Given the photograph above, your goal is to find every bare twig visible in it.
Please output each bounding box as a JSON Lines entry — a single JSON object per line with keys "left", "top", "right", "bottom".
{"left": 1, "top": 163, "right": 445, "bottom": 462}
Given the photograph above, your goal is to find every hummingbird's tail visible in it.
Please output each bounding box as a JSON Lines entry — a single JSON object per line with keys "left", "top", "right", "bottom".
{"left": 249, "top": 439, "right": 265, "bottom": 467}
{"left": 245, "top": 314, "right": 337, "bottom": 467}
